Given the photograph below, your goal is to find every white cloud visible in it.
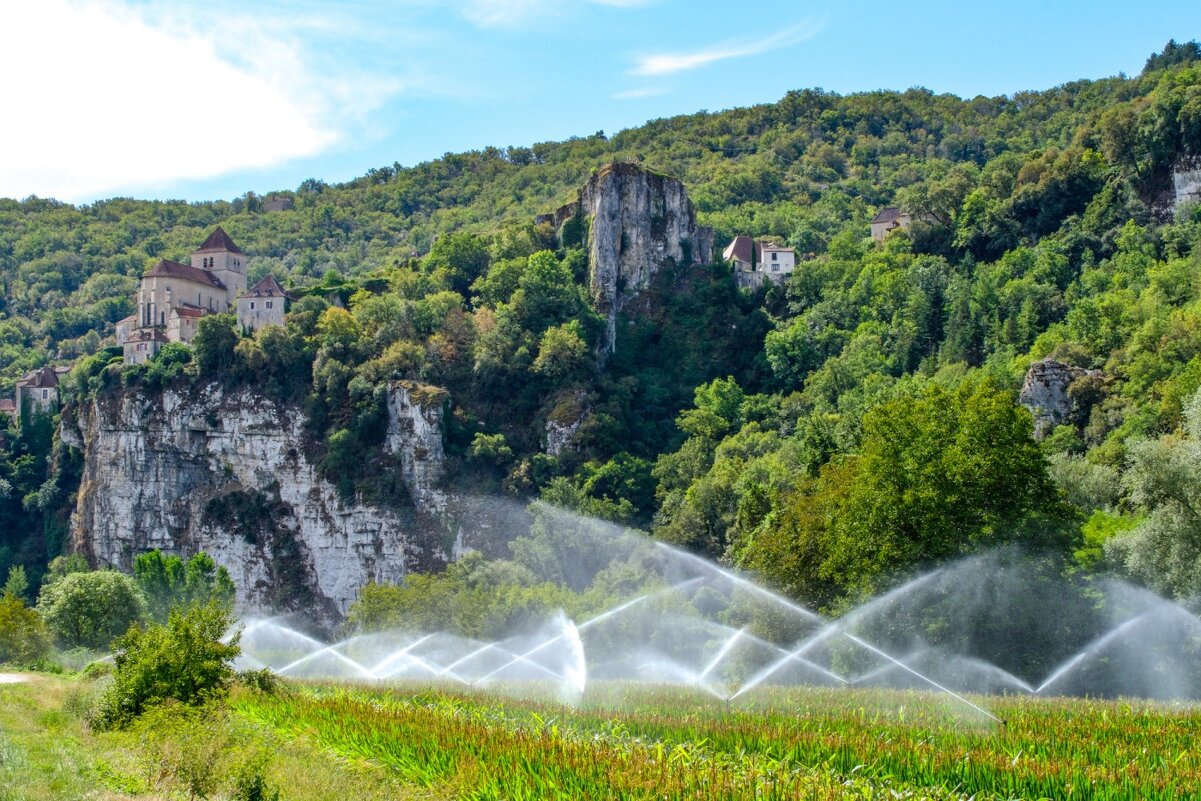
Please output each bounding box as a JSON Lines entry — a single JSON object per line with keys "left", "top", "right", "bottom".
{"left": 0, "top": 1, "right": 397, "bottom": 201}
{"left": 632, "top": 19, "right": 823, "bottom": 76}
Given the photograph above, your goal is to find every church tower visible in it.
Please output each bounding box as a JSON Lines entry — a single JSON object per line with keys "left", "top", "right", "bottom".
{"left": 191, "top": 226, "right": 247, "bottom": 308}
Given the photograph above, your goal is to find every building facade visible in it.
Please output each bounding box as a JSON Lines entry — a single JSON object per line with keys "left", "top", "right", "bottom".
{"left": 723, "top": 236, "right": 797, "bottom": 289}
{"left": 236, "top": 275, "right": 291, "bottom": 333}
{"left": 14, "top": 365, "right": 70, "bottom": 424}
{"left": 870, "top": 207, "right": 912, "bottom": 242}
{"left": 119, "top": 227, "right": 287, "bottom": 364}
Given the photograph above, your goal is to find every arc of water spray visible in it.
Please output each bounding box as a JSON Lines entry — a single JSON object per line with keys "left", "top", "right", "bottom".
{"left": 697, "top": 627, "right": 746, "bottom": 683}
{"left": 368, "top": 633, "right": 437, "bottom": 678}
{"left": 731, "top": 624, "right": 842, "bottom": 699}
{"left": 1034, "top": 613, "right": 1150, "bottom": 695}
{"left": 655, "top": 543, "right": 824, "bottom": 623}
{"left": 841, "top": 633, "right": 1004, "bottom": 725}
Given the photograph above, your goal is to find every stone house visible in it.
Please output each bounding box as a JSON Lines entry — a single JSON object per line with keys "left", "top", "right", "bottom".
{"left": 723, "top": 236, "right": 797, "bottom": 289}
{"left": 262, "top": 195, "right": 295, "bottom": 212}
{"left": 237, "top": 275, "right": 291, "bottom": 333}
{"left": 0, "top": 398, "right": 16, "bottom": 424}
{"left": 119, "top": 227, "right": 289, "bottom": 364}
{"left": 123, "top": 327, "right": 169, "bottom": 365}
{"left": 14, "top": 365, "right": 71, "bottom": 424}
{"left": 870, "top": 207, "right": 912, "bottom": 242}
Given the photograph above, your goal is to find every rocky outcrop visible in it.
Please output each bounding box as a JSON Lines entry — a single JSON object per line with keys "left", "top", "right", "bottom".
{"left": 1019, "top": 359, "right": 1103, "bottom": 438}
{"left": 62, "top": 381, "right": 451, "bottom": 621}
{"left": 551, "top": 163, "right": 712, "bottom": 353}
{"left": 1173, "top": 156, "right": 1201, "bottom": 210}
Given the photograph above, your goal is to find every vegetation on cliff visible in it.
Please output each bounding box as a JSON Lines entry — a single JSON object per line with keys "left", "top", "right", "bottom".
{"left": 3, "top": 42, "right": 1201, "bottom": 615}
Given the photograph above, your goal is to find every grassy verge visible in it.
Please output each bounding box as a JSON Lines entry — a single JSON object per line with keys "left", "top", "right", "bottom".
{"left": 0, "top": 673, "right": 417, "bottom": 801}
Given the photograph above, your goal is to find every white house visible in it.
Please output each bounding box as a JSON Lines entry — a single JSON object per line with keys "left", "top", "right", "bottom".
{"left": 723, "top": 236, "right": 797, "bottom": 289}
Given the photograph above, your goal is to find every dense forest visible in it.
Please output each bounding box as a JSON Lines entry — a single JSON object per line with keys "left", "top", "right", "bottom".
{"left": 4, "top": 41, "right": 1201, "bottom": 621}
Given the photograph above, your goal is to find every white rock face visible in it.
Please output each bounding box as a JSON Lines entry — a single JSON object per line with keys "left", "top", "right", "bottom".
{"left": 1018, "top": 359, "right": 1102, "bottom": 439}
{"left": 574, "top": 163, "right": 713, "bottom": 352}
{"left": 1173, "top": 159, "right": 1201, "bottom": 210}
{"left": 63, "top": 381, "right": 450, "bottom": 620}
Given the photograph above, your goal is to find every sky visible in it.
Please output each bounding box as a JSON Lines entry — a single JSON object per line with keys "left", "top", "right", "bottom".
{"left": 0, "top": 0, "right": 1196, "bottom": 204}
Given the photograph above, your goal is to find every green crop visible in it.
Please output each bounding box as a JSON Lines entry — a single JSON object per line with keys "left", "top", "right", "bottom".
{"left": 232, "top": 682, "right": 1201, "bottom": 800}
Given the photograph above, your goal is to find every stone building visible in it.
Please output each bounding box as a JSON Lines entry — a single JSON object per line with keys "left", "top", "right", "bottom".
{"left": 870, "top": 207, "right": 912, "bottom": 242}
{"left": 723, "top": 236, "right": 797, "bottom": 289}
{"left": 262, "top": 195, "right": 295, "bottom": 212}
{"left": 14, "top": 365, "right": 71, "bottom": 424}
{"left": 119, "top": 227, "right": 288, "bottom": 364}
{"left": 237, "top": 275, "right": 291, "bottom": 333}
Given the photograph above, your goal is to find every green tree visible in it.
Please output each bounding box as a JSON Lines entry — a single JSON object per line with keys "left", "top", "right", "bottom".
{"left": 92, "top": 601, "right": 241, "bottom": 730}
{"left": 37, "top": 569, "right": 148, "bottom": 650}
{"left": 192, "top": 314, "right": 240, "bottom": 376}
{"left": 133, "top": 550, "right": 236, "bottom": 623}
{"left": 744, "top": 380, "right": 1073, "bottom": 606}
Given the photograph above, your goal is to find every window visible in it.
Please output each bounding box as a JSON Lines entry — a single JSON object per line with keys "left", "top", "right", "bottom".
{"left": 265, "top": 301, "right": 273, "bottom": 309}
{"left": 771, "top": 252, "right": 778, "bottom": 261}
{"left": 772, "top": 264, "right": 780, "bottom": 272}
{"left": 41, "top": 389, "right": 48, "bottom": 399}
{"left": 250, "top": 302, "right": 256, "bottom": 310}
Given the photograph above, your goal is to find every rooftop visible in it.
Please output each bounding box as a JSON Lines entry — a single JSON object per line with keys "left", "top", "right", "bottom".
{"left": 240, "top": 274, "right": 290, "bottom": 299}
{"left": 16, "top": 365, "right": 62, "bottom": 389}
{"left": 193, "top": 226, "right": 245, "bottom": 255}
{"left": 144, "top": 259, "right": 226, "bottom": 289}
{"left": 871, "top": 206, "right": 907, "bottom": 225}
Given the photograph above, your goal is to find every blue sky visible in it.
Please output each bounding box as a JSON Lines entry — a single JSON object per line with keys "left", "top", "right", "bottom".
{"left": 1, "top": 0, "right": 1196, "bottom": 203}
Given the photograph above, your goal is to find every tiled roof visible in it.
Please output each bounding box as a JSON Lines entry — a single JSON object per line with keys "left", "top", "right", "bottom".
{"left": 722, "top": 235, "right": 754, "bottom": 264}
{"left": 16, "top": 365, "right": 60, "bottom": 389}
{"left": 871, "top": 206, "right": 906, "bottom": 225}
{"left": 116, "top": 314, "right": 137, "bottom": 325}
{"left": 0, "top": 399, "right": 16, "bottom": 413}
{"left": 240, "top": 274, "right": 289, "bottom": 299}
{"left": 127, "top": 327, "right": 169, "bottom": 343}
{"left": 194, "top": 226, "right": 244, "bottom": 254}
{"left": 171, "top": 306, "right": 207, "bottom": 319}
{"left": 144, "top": 259, "right": 226, "bottom": 289}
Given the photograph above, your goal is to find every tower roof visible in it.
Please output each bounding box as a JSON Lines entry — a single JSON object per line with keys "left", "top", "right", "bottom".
{"left": 194, "top": 226, "right": 245, "bottom": 254}
{"left": 16, "top": 365, "right": 61, "bottom": 389}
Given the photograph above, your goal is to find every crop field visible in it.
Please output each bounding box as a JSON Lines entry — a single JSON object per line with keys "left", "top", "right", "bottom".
{"left": 234, "top": 681, "right": 1201, "bottom": 800}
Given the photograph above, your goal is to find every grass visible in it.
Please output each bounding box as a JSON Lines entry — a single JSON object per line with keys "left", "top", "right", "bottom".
{"left": 0, "top": 673, "right": 419, "bottom": 801}
{"left": 3, "top": 672, "right": 1198, "bottom": 800}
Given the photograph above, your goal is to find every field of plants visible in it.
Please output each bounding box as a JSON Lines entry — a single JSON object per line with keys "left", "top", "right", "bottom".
{"left": 3, "top": 672, "right": 1199, "bottom": 800}
{"left": 234, "top": 682, "right": 1200, "bottom": 800}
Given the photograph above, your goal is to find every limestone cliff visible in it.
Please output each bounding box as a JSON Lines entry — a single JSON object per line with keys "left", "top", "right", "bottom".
{"left": 553, "top": 163, "right": 712, "bottom": 352}
{"left": 60, "top": 380, "right": 450, "bottom": 621}
{"left": 1019, "top": 359, "right": 1104, "bottom": 439}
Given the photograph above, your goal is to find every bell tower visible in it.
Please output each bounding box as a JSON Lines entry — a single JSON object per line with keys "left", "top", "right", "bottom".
{"left": 191, "top": 226, "right": 247, "bottom": 307}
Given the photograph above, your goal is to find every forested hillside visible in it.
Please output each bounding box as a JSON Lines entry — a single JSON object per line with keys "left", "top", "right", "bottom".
{"left": 4, "top": 42, "right": 1201, "bottom": 613}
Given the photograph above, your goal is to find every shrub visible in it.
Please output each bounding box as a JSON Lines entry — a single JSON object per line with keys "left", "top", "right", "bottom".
{"left": 0, "top": 594, "right": 52, "bottom": 666}
{"left": 37, "top": 570, "right": 148, "bottom": 650}
{"left": 92, "top": 601, "right": 241, "bottom": 730}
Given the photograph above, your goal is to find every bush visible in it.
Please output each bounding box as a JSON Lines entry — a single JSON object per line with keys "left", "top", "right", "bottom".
{"left": 0, "top": 594, "right": 52, "bottom": 666}
{"left": 38, "top": 570, "right": 148, "bottom": 650}
{"left": 92, "top": 601, "right": 241, "bottom": 730}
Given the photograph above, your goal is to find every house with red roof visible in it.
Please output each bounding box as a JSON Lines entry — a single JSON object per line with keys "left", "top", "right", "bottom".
{"left": 722, "top": 235, "right": 797, "bottom": 289}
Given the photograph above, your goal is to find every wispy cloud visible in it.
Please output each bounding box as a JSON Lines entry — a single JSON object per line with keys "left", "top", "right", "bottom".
{"left": 612, "top": 86, "right": 668, "bottom": 100}
{"left": 631, "top": 19, "right": 823, "bottom": 76}
{"left": 0, "top": 0, "right": 405, "bottom": 201}
{"left": 458, "top": 0, "right": 655, "bottom": 28}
